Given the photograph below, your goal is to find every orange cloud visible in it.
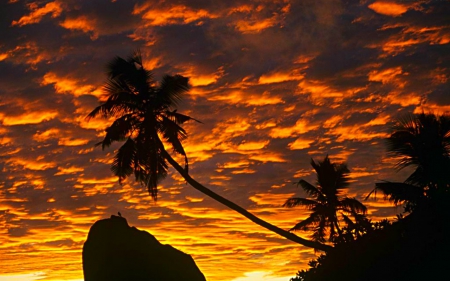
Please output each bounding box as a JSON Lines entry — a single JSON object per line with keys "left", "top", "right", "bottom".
{"left": 12, "top": 1, "right": 62, "bottom": 26}
{"left": 327, "top": 125, "right": 388, "bottom": 142}
{"left": 8, "top": 158, "right": 56, "bottom": 171}
{"left": 383, "top": 91, "right": 422, "bottom": 106}
{"left": 234, "top": 17, "right": 279, "bottom": 33}
{"left": 237, "top": 140, "right": 270, "bottom": 151}
{"left": 58, "top": 137, "right": 89, "bottom": 146}
{"left": 368, "top": 2, "right": 409, "bottom": 17}
{"left": 369, "top": 67, "right": 403, "bottom": 84}
{"left": 1, "top": 111, "right": 58, "bottom": 126}
{"left": 59, "top": 16, "right": 98, "bottom": 39}
{"left": 183, "top": 66, "right": 224, "bottom": 87}
{"left": 33, "top": 128, "right": 60, "bottom": 142}
{"left": 249, "top": 152, "right": 285, "bottom": 163}
{"left": 4, "top": 42, "right": 51, "bottom": 65}
{"left": 218, "top": 160, "right": 251, "bottom": 169}
{"left": 208, "top": 90, "right": 284, "bottom": 106}
{"left": 230, "top": 2, "right": 290, "bottom": 34}
{"left": 134, "top": 4, "right": 216, "bottom": 26}
{"left": 323, "top": 115, "right": 342, "bottom": 129}
{"left": 414, "top": 104, "right": 450, "bottom": 115}
{"left": 288, "top": 138, "right": 315, "bottom": 150}
{"left": 297, "top": 80, "right": 360, "bottom": 101}
{"left": 258, "top": 71, "right": 304, "bottom": 84}
{"left": 54, "top": 166, "right": 84, "bottom": 175}
{"left": 0, "top": 53, "right": 8, "bottom": 61}
{"left": 249, "top": 192, "right": 295, "bottom": 206}
{"left": 41, "top": 72, "right": 100, "bottom": 97}
{"left": 269, "top": 119, "right": 318, "bottom": 138}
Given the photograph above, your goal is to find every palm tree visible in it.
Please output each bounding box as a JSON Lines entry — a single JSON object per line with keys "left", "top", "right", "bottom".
{"left": 372, "top": 113, "right": 450, "bottom": 211}
{"left": 283, "top": 156, "right": 367, "bottom": 243}
{"left": 87, "top": 51, "right": 332, "bottom": 251}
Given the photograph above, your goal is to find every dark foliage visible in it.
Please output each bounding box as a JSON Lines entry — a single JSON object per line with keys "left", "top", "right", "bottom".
{"left": 284, "top": 156, "right": 367, "bottom": 243}
{"left": 87, "top": 50, "right": 196, "bottom": 199}
{"left": 290, "top": 113, "right": 450, "bottom": 281}
{"left": 369, "top": 113, "right": 450, "bottom": 212}
{"left": 290, "top": 199, "right": 450, "bottom": 281}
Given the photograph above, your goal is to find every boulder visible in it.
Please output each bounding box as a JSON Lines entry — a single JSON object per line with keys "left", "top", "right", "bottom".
{"left": 82, "top": 215, "right": 206, "bottom": 281}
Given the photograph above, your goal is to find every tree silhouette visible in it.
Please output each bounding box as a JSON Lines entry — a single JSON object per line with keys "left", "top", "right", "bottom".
{"left": 87, "top": 51, "right": 331, "bottom": 251}
{"left": 371, "top": 113, "right": 450, "bottom": 211}
{"left": 284, "top": 156, "right": 366, "bottom": 243}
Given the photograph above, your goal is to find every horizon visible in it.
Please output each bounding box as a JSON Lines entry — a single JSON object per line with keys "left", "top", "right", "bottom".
{"left": 1, "top": 0, "right": 449, "bottom": 280}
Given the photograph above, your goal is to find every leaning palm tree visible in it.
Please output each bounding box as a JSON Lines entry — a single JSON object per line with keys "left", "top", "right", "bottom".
{"left": 283, "top": 156, "right": 367, "bottom": 243}
{"left": 87, "top": 51, "right": 331, "bottom": 251}
{"left": 371, "top": 113, "right": 450, "bottom": 211}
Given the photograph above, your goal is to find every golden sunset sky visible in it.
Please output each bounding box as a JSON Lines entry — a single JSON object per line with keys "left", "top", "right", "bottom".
{"left": 0, "top": 0, "right": 449, "bottom": 280}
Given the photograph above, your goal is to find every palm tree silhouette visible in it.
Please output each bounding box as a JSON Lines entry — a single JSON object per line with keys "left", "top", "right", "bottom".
{"left": 372, "top": 113, "right": 450, "bottom": 211}
{"left": 87, "top": 51, "right": 331, "bottom": 251}
{"left": 284, "top": 156, "right": 366, "bottom": 243}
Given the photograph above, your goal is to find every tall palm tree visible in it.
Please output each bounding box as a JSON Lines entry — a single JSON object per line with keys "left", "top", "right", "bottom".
{"left": 283, "top": 156, "right": 367, "bottom": 243}
{"left": 372, "top": 113, "right": 450, "bottom": 211}
{"left": 87, "top": 51, "right": 331, "bottom": 252}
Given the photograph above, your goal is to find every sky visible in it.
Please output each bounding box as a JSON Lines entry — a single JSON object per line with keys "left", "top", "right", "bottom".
{"left": 0, "top": 0, "right": 449, "bottom": 280}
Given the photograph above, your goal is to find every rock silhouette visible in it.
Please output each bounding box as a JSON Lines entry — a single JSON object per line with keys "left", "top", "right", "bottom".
{"left": 82, "top": 215, "right": 206, "bottom": 281}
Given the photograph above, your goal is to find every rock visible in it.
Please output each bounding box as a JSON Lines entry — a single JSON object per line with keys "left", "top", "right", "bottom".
{"left": 82, "top": 215, "right": 206, "bottom": 281}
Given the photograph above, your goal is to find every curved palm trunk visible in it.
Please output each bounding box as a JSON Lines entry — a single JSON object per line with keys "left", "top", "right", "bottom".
{"left": 163, "top": 151, "right": 332, "bottom": 252}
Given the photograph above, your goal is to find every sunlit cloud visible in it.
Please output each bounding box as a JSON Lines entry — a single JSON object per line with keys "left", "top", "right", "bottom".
{"left": 230, "top": 2, "right": 290, "bottom": 34}
{"left": 60, "top": 16, "right": 98, "bottom": 39}
{"left": 237, "top": 140, "right": 270, "bottom": 151}
{"left": 368, "top": 67, "right": 403, "bottom": 85}
{"left": 327, "top": 125, "right": 389, "bottom": 142}
{"left": 33, "top": 128, "right": 60, "bottom": 142}
{"left": 0, "top": 272, "right": 46, "bottom": 281}
{"left": 249, "top": 192, "right": 295, "bottom": 206}
{"left": 183, "top": 66, "right": 224, "bottom": 87}
{"left": 54, "top": 166, "right": 84, "bottom": 175}
{"left": 1, "top": 0, "right": 449, "bottom": 280}
{"left": 231, "top": 271, "right": 292, "bottom": 281}
{"left": 0, "top": 53, "right": 8, "bottom": 61}
{"left": 133, "top": 4, "right": 217, "bottom": 26}
{"left": 258, "top": 71, "right": 304, "bottom": 84}
{"left": 208, "top": 90, "right": 284, "bottom": 106}
{"left": 1, "top": 111, "right": 58, "bottom": 126}
{"left": 41, "top": 72, "right": 100, "bottom": 97}
{"left": 368, "top": 2, "right": 409, "bottom": 17}
{"left": 11, "top": 1, "right": 62, "bottom": 26}
{"left": 7, "top": 157, "right": 56, "bottom": 171}
{"left": 270, "top": 119, "right": 319, "bottom": 138}
{"left": 57, "top": 137, "right": 90, "bottom": 146}
{"left": 288, "top": 138, "right": 315, "bottom": 150}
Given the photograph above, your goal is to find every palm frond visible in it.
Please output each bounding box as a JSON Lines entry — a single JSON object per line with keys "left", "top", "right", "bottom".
{"left": 339, "top": 197, "right": 367, "bottom": 214}
{"left": 111, "top": 137, "right": 136, "bottom": 183}
{"left": 160, "top": 116, "right": 187, "bottom": 153}
{"left": 100, "top": 114, "right": 139, "bottom": 149}
{"left": 156, "top": 75, "right": 190, "bottom": 108}
{"left": 334, "top": 163, "right": 351, "bottom": 190}
{"left": 297, "top": 179, "right": 321, "bottom": 197}
{"left": 373, "top": 181, "right": 424, "bottom": 205}
{"left": 315, "top": 216, "right": 327, "bottom": 243}
{"left": 341, "top": 213, "right": 354, "bottom": 227}
{"left": 283, "top": 197, "right": 318, "bottom": 208}
{"left": 88, "top": 51, "right": 199, "bottom": 201}
{"left": 312, "top": 156, "right": 350, "bottom": 195}
{"left": 107, "top": 54, "right": 150, "bottom": 97}
{"left": 290, "top": 211, "right": 322, "bottom": 232}
{"left": 133, "top": 134, "right": 168, "bottom": 200}
{"left": 165, "top": 110, "right": 202, "bottom": 124}
{"left": 86, "top": 82, "right": 140, "bottom": 120}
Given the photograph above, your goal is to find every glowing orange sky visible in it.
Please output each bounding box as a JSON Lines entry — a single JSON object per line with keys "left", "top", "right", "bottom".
{"left": 0, "top": 0, "right": 449, "bottom": 280}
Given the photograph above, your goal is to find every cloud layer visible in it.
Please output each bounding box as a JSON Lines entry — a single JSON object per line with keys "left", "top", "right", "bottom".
{"left": 1, "top": 0, "right": 449, "bottom": 280}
